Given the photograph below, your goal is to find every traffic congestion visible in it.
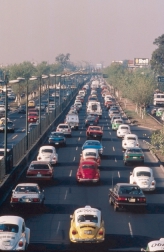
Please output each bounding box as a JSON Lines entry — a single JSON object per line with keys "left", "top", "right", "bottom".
{"left": 0, "top": 76, "right": 164, "bottom": 251}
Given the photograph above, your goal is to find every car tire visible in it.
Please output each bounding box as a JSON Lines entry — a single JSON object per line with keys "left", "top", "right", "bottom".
{"left": 124, "top": 161, "right": 127, "bottom": 166}
{"left": 25, "top": 243, "right": 29, "bottom": 251}
{"left": 109, "top": 197, "right": 113, "bottom": 205}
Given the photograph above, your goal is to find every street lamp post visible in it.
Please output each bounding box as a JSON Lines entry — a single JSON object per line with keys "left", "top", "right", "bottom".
{"left": 4, "top": 75, "right": 8, "bottom": 173}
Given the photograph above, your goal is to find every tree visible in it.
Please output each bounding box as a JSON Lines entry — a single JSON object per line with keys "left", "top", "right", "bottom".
{"left": 150, "top": 34, "right": 164, "bottom": 75}
{"left": 55, "top": 53, "right": 70, "bottom": 68}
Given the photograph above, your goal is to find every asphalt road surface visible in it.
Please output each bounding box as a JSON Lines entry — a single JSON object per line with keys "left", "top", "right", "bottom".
{"left": 0, "top": 86, "right": 164, "bottom": 252}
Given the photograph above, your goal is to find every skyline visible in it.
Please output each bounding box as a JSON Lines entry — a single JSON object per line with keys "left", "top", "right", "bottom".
{"left": 0, "top": 0, "right": 164, "bottom": 67}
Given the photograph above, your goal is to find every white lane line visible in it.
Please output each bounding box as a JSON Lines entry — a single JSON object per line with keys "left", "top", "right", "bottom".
{"left": 115, "top": 158, "right": 117, "bottom": 162}
{"left": 76, "top": 147, "right": 78, "bottom": 151}
{"left": 73, "top": 157, "right": 75, "bottom": 161}
{"left": 80, "top": 132, "right": 82, "bottom": 134}
{"left": 113, "top": 146, "right": 115, "bottom": 151}
{"left": 22, "top": 129, "right": 25, "bottom": 132}
{"left": 118, "top": 171, "right": 120, "bottom": 178}
{"left": 56, "top": 221, "right": 60, "bottom": 234}
{"left": 64, "top": 190, "right": 68, "bottom": 200}
{"left": 69, "top": 170, "right": 72, "bottom": 177}
{"left": 128, "top": 222, "right": 133, "bottom": 237}
{"left": 12, "top": 135, "right": 18, "bottom": 139}
{"left": 78, "top": 137, "right": 80, "bottom": 141}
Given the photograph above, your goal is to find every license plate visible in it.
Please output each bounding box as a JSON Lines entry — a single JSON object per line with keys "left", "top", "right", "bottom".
{"left": 84, "top": 230, "right": 92, "bottom": 234}
{"left": 90, "top": 123, "right": 93, "bottom": 125}
{"left": 128, "top": 198, "right": 135, "bottom": 202}
{"left": 133, "top": 157, "right": 137, "bottom": 159}
{"left": 55, "top": 142, "right": 59, "bottom": 145}
{"left": 94, "top": 135, "right": 97, "bottom": 137}
{"left": 23, "top": 198, "right": 31, "bottom": 202}
{"left": 37, "top": 174, "right": 42, "bottom": 177}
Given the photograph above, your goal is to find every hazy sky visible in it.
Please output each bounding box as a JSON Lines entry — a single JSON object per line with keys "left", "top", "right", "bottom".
{"left": 0, "top": 0, "right": 164, "bottom": 67}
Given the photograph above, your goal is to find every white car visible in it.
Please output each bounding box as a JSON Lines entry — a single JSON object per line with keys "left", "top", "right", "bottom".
{"left": 37, "top": 145, "right": 58, "bottom": 164}
{"left": 117, "top": 124, "right": 131, "bottom": 138}
{"left": 130, "top": 167, "right": 156, "bottom": 191}
{"left": 111, "top": 115, "right": 122, "bottom": 123}
{"left": 56, "top": 123, "right": 72, "bottom": 136}
{"left": 109, "top": 110, "right": 120, "bottom": 119}
{"left": 0, "top": 215, "right": 30, "bottom": 250}
{"left": 74, "top": 101, "right": 82, "bottom": 109}
{"left": 10, "top": 183, "right": 45, "bottom": 207}
{"left": 141, "top": 238, "right": 164, "bottom": 251}
{"left": 122, "top": 134, "right": 139, "bottom": 150}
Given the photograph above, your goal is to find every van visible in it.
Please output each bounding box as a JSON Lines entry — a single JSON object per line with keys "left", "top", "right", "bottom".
{"left": 65, "top": 113, "right": 79, "bottom": 130}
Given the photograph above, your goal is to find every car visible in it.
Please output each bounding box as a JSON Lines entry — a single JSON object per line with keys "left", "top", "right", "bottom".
{"left": 85, "top": 115, "right": 98, "bottom": 127}
{"left": 28, "top": 122, "right": 39, "bottom": 133}
{"left": 110, "top": 115, "right": 122, "bottom": 124}
{"left": 109, "top": 110, "right": 120, "bottom": 118}
{"left": 141, "top": 238, "right": 164, "bottom": 252}
{"left": 69, "top": 205, "right": 105, "bottom": 243}
{"left": 74, "top": 100, "right": 82, "bottom": 109}
{"left": 46, "top": 104, "right": 55, "bottom": 113}
{"left": 0, "top": 215, "right": 30, "bottom": 250}
{"left": 86, "top": 126, "right": 103, "bottom": 140}
{"left": 37, "top": 145, "right": 58, "bottom": 164}
{"left": 88, "top": 113, "right": 100, "bottom": 122}
{"left": 28, "top": 112, "right": 38, "bottom": 123}
{"left": 26, "top": 161, "right": 54, "bottom": 180}
{"left": 116, "top": 124, "right": 131, "bottom": 138}
{"left": 56, "top": 123, "right": 72, "bottom": 137}
{"left": 109, "top": 183, "right": 147, "bottom": 212}
{"left": 80, "top": 148, "right": 101, "bottom": 166}
{"left": 8, "top": 94, "right": 16, "bottom": 100}
{"left": 0, "top": 121, "right": 15, "bottom": 133}
{"left": 36, "top": 103, "right": 46, "bottom": 111}
{"left": 156, "top": 107, "right": 164, "bottom": 117}
{"left": 122, "top": 133, "right": 139, "bottom": 150}
{"left": 18, "top": 105, "right": 26, "bottom": 113}
{"left": 123, "top": 147, "right": 144, "bottom": 165}
{"left": 112, "top": 119, "right": 124, "bottom": 130}
{"left": 76, "top": 160, "right": 100, "bottom": 183}
{"left": 28, "top": 100, "right": 35, "bottom": 108}
{"left": 48, "top": 131, "right": 66, "bottom": 146}
{"left": 82, "top": 140, "right": 103, "bottom": 155}
{"left": 10, "top": 183, "right": 45, "bottom": 208}
{"left": 129, "top": 167, "right": 156, "bottom": 191}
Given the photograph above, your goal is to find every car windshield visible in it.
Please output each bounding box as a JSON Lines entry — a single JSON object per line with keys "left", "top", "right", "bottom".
{"left": 119, "top": 186, "right": 143, "bottom": 195}
{"left": 127, "top": 149, "right": 142, "bottom": 153}
{"left": 136, "top": 171, "right": 151, "bottom": 177}
{"left": 77, "top": 214, "right": 98, "bottom": 223}
{"left": 30, "top": 164, "right": 49, "bottom": 170}
{"left": 86, "top": 142, "right": 100, "bottom": 146}
{"left": 0, "top": 224, "right": 19, "bottom": 233}
{"left": 82, "top": 165, "right": 95, "bottom": 169}
{"left": 85, "top": 152, "right": 96, "bottom": 157}
{"left": 15, "top": 186, "right": 39, "bottom": 193}
{"left": 41, "top": 149, "right": 53, "bottom": 153}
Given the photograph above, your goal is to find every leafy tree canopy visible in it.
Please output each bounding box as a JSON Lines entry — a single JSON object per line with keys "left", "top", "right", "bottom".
{"left": 150, "top": 34, "right": 164, "bottom": 75}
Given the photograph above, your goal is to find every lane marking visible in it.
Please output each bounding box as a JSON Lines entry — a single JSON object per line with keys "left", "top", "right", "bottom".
{"left": 78, "top": 137, "right": 80, "bottom": 141}
{"left": 115, "top": 158, "right": 117, "bottom": 162}
{"left": 12, "top": 135, "right": 18, "bottom": 139}
{"left": 118, "top": 171, "right": 120, "bottom": 178}
{"left": 56, "top": 221, "right": 60, "bottom": 234}
{"left": 76, "top": 147, "right": 78, "bottom": 151}
{"left": 64, "top": 190, "right": 68, "bottom": 200}
{"left": 113, "top": 146, "right": 115, "bottom": 151}
{"left": 69, "top": 170, "right": 72, "bottom": 177}
{"left": 80, "top": 132, "right": 82, "bottom": 134}
{"left": 128, "top": 222, "right": 133, "bottom": 237}
{"left": 73, "top": 157, "right": 75, "bottom": 161}
{"left": 22, "top": 129, "right": 25, "bottom": 132}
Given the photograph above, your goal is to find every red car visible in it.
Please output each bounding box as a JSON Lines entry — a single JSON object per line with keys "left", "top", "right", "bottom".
{"left": 26, "top": 161, "right": 54, "bottom": 180}
{"left": 86, "top": 126, "right": 103, "bottom": 140}
{"left": 76, "top": 160, "right": 100, "bottom": 183}
{"left": 28, "top": 112, "right": 39, "bottom": 123}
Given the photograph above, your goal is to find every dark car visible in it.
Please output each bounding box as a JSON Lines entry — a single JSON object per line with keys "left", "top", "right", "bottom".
{"left": 123, "top": 147, "right": 144, "bottom": 165}
{"left": 109, "top": 183, "right": 146, "bottom": 212}
{"left": 85, "top": 115, "right": 98, "bottom": 127}
{"left": 48, "top": 131, "right": 66, "bottom": 147}
{"left": 18, "top": 105, "right": 26, "bottom": 114}
{"left": 0, "top": 121, "right": 15, "bottom": 133}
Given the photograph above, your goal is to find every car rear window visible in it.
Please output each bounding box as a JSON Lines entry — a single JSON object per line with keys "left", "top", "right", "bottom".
{"left": 59, "top": 125, "right": 68, "bottom": 129}
{"left": 77, "top": 215, "right": 98, "bottom": 223}
{"left": 85, "top": 152, "right": 96, "bottom": 157}
{"left": 82, "top": 165, "right": 95, "bottom": 169}
{"left": 0, "top": 224, "right": 19, "bottom": 233}
{"left": 127, "top": 149, "right": 142, "bottom": 153}
{"left": 90, "top": 127, "right": 101, "bottom": 131}
{"left": 41, "top": 149, "right": 53, "bottom": 153}
{"left": 119, "top": 186, "right": 143, "bottom": 195}
{"left": 136, "top": 171, "right": 151, "bottom": 177}
{"left": 30, "top": 164, "right": 49, "bottom": 170}
{"left": 127, "top": 137, "right": 136, "bottom": 141}
{"left": 121, "top": 127, "right": 128, "bottom": 130}
{"left": 15, "top": 186, "right": 39, "bottom": 193}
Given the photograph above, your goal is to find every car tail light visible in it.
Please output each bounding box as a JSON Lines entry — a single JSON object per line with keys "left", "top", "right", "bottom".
{"left": 56, "top": 129, "right": 59, "bottom": 131}
{"left": 98, "top": 230, "right": 103, "bottom": 235}
{"left": 38, "top": 157, "right": 41, "bottom": 160}
{"left": 139, "top": 198, "right": 146, "bottom": 202}
{"left": 118, "top": 197, "right": 127, "bottom": 201}
{"left": 18, "top": 241, "right": 23, "bottom": 247}
{"left": 140, "top": 156, "right": 144, "bottom": 159}
{"left": 136, "top": 143, "right": 139, "bottom": 146}
{"left": 125, "top": 155, "right": 129, "bottom": 158}
{"left": 72, "top": 230, "right": 77, "bottom": 235}
{"left": 124, "top": 143, "right": 127, "bottom": 145}
{"left": 68, "top": 129, "right": 70, "bottom": 132}
{"left": 152, "top": 181, "right": 155, "bottom": 185}
{"left": 33, "top": 198, "right": 40, "bottom": 202}
{"left": 133, "top": 182, "right": 137, "bottom": 184}
{"left": 11, "top": 197, "right": 18, "bottom": 202}
{"left": 95, "top": 173, "right": 99, "bottom": 177}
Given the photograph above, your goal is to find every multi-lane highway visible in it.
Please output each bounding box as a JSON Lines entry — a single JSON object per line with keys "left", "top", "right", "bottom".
{"left": 1, "top": 83, "right": 164, "bottom": 251}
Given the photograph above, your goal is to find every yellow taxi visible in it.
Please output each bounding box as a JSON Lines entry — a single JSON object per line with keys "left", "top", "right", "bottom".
{"left": 69, "top": 205, "right": 105, "bottom": 243}
{"left": 28, "top": 100, "right": 35, "bottom": 108}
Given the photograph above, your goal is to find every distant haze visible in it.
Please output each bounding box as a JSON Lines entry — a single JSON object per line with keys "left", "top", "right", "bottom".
{"left": 0, "top": 0, "right": 163, "bottom": 67}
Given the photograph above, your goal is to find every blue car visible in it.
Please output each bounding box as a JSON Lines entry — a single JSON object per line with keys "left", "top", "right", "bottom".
{"left": 48, "top": 132, "right": 66, "bottom": 147}
{"left": 82, "top": 140, "right": 103, "bottom": 155}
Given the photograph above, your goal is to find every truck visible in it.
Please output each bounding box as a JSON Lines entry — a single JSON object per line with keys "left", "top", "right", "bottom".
{"left": 153, "top": 93, "right": 164, "bottom": 106}
{"left": 65, "top": 113, "right": 79, "bottom": 130}
{"left": 87, "top": 101, "right": 102, "bottom": 118}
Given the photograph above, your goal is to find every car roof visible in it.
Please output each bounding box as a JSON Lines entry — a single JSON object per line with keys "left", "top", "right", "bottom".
{"left": 39, "top": 145, "right": 55, "bottom": 150}
{"left": 16, "top": 183, "right": 39, "bottom": 187}
{"left": 133, "top": 166, "right": 152, "bottom": 172}
{"left": 74, "top": 205, "right": 101, "bottom": 217}
{"left": 125, "top": 134, "right": 138, "bottom": 138}
{"left": 0, "top": 216, "right": 24, "bottom": 225}
{"left": 83, "top": 148, "right": 98, "bottom": 153}
{"left": 119, "top": 124, "right": 130, "bottom": 128}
